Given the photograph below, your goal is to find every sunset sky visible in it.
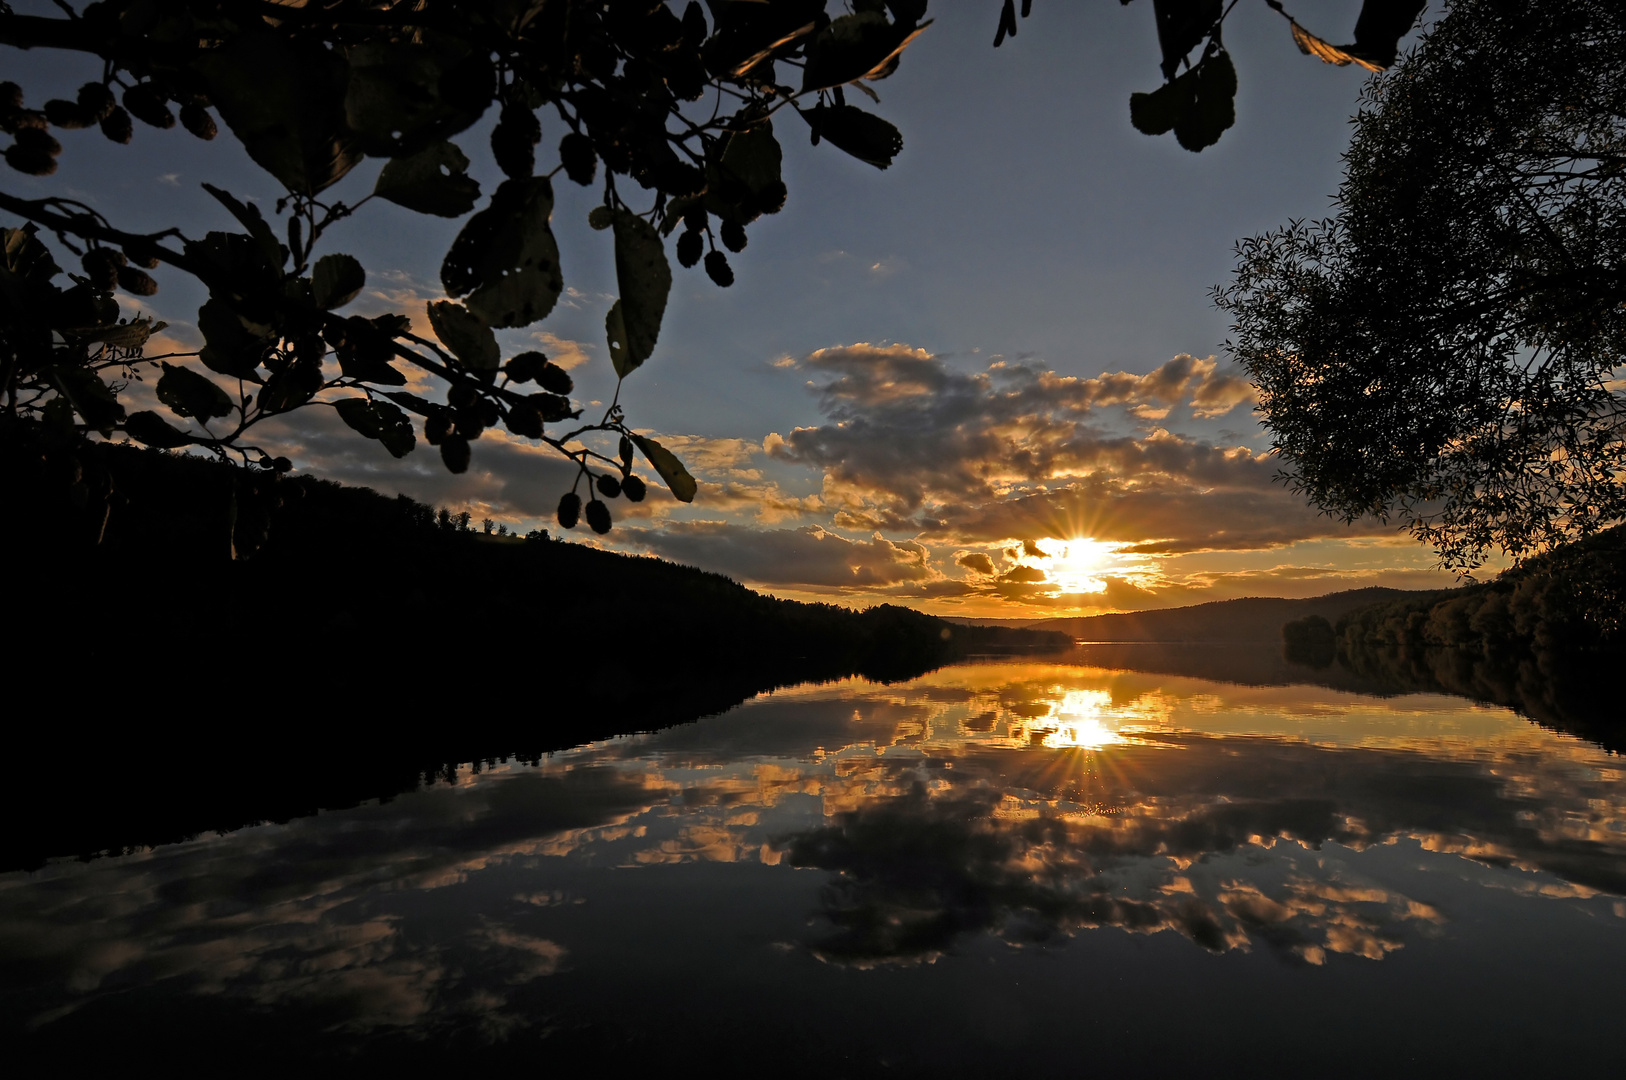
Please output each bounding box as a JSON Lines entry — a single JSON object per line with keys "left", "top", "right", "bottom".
{"left": 3, "top": 1, "right": 1468, "bottom": 616}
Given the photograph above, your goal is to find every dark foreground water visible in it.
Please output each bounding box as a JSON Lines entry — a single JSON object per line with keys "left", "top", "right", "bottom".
{"left": 5, "top": 657, "right": 1624, "bottom": 1076}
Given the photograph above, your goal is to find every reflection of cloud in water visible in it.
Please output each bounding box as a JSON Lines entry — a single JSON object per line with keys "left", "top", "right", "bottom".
{"left": 3, "top": 662, "right": 1623, "bottom": 1036}
{"left": 773, "top": 778, "right": 1446, "bottom": 967}
{"left": 0, "top": 766, "right": 655, "bottom": 1036}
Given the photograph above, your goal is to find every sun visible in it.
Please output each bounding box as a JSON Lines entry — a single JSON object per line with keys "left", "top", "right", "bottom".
{"left": 1038, "top": 538, "right": 1120, "bottom": 594}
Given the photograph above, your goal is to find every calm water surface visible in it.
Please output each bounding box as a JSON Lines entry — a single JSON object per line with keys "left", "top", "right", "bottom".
{"left": 5, "top": 659, "right": 1624, "bottom": 1075}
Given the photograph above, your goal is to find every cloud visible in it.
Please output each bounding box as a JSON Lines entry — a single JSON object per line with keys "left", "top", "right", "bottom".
{"left": 957, "top": 552, "right": 995, "bottom": 575}
{"left": 256, "top": 408, "right": 580, "bottom": 519}
{"left": 528, "top": 330, "right": 594, "bottom": 370}
{"left": 754, "top": 344, "right": 1380, "bottom": 560}
{"left": 565, "top": 343, "right": 1438, "bottom": 611}
{"left": 766, "top": 346, "right": 1269, "bottom": 518}
{"left": 620, "top": 521, "right": 934, "bottom": 588}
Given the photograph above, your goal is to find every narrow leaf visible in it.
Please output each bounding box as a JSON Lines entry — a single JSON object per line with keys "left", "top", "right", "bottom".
{"left": 610, "top": 209, "right": 671, "bottom": 374}
{"left": 631, "top": 434, "right": 697, "bottom": 503}
{"left": 201, "top": 182, "right": 287, "bottom": 271}
{"left": 124, "top": 410, "right": 194, "bottom": 448}
{"left": 606, "top": 300, "right": 632, "bottom": 379}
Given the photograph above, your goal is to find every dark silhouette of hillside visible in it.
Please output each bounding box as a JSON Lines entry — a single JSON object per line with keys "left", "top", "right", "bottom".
{"left": 1319, "top": 525, "right": 1626, "bottom": 746}
{"left": 1010, "top": 588, "right": 1422, "bottom": 642}
{"left": 2, "top": 434, "right": 1065, "bottom": 870}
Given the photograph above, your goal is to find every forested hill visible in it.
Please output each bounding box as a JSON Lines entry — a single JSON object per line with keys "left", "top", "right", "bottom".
{"left": 1006, "top": 589, "right": 1424, "bottom": 643}
{"left": 11, "top": 439, "right": 1064, "bottom": 698}
{"left": 4, "top": 438, "right": 1065, "bottom": 869}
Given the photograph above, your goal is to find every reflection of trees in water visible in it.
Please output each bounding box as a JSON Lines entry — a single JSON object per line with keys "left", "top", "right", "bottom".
{"left": 1308, "top": 525, "right": 1625, "bottom": 747}
{"left": 1334, "top": 640, "right": 1618, "bottom": 749}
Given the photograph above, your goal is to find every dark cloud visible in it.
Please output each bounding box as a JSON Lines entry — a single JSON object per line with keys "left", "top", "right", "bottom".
{"left": 763, "top": 345, "right": 1381, "bottom": 555}
{"left": 769, "top": 346, "right": 1268, "bottom": 513}
{"left": 256, "top": 408, "right": 581, "bottom": 519}
{"left": 957, "top": 552, "right": 996, "bottom": 575}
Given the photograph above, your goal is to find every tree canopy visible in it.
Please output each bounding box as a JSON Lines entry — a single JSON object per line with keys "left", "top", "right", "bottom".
{"left": 1217, "top": 0, "right": 1626, "bottom": 571}
{"left": 0, "top": 0, "right": 1424, "bottom": 556}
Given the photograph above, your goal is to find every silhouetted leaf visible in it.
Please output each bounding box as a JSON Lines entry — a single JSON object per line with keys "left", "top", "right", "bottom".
{"left": 50, "top": 367, "right": 125, "bottom": 432}
{"left": 722, "top": 118, "right": 784, "bottom": 193}
{"left": 606, "top": 300, "right": 633, "bottom": 379}
{"left": 335, "top": 397, "right": 416, "bottom": 457}
{"left": 374, "top": 140, "right": 481, "bottom": 217}
{"left": 258, "top": 357, "right": 324, "bottom": 412}
{"left": 61, "top": 316, "right": 165, "bottom": 349}
{"left": 704, "top": 118, "right": 785, "bottom": 224}
{"left": 441, "top": 178, "right": 562, "bottom": 328}
{"left": 630, "top": 433, "right": 697, "bottom": 502}
{"left": 428, "top": 300, "right": 499, "bottom": 370}
{"left": 201, "top": 183, "right": 286, "bottom": 273}
{"left": 1129, "top": 80, "right": 1181, "bottom": 137}
{"left": 344, "top": 41, "right": 490, "bottom": 157}
{"left": 124, "top": 410, "right": 193, "bottom": 448}
{"left": 1347, "top": 0, "right": 1427, "bottom": 68}
{"left": 1129, "top": 49, "right": 1236, "bottom": 151}
{"left": 312, "top": 253, "right": 365, "bottom": 309}
{"left": 157, "top": 362, "right": 234, "bottom": 421}
{"left": 380, "top": 390, "right": 437, "bottom": 416}
{"left": 1150, "top": 0, "right": 1223, "bottom": 80}
{"left": 193, "top": 33, "right": 361, "bottom": 195}
{"left": 197, "top": 298, "right": 269, "bottom": 383}
{"left": 802, "top": 13, "right": 932, "bottom": 92}
{"left": 1, "top": 222, "right": 61, "bottom": 284}
{"left": 1180, "top": 50, "right": 1236, "bottom": 151}
{"left": 606, "top": 209, "right": 671, "bottom": 376}
{"left": 1291, "top": 21, "right": 1371, "bottom": 69}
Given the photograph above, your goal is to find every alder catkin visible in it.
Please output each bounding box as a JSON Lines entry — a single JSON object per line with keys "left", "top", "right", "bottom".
{"left": 557, "top": 491, "right": 582, "bottom": 529}
{"left": 585, "top": 499, "right": 612, "bottom": 534}
{"left": 704, "top": 249, "right": 734, "bottom": 287}
{"left": 179, "top": 102, "right": 217, "bottom": 140}
{"left": 99, "top": 106, "right": 133, "bottom": 144}
{"left": 76, "top": 83, "right": 115, "bottom": 122}
{"left": 676, "top": 230, "right": 702, "bottom": 268}
{"left": 123, "top": 84, "right": 175, "bottom": 129}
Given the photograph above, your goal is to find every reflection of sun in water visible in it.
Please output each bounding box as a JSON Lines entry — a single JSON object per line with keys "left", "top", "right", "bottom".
{"left": 1041, "top": 689, "right": 1124, "bottom": 749}
{"left": 1039, "top": 539, "right": 1121, "bottom": 594}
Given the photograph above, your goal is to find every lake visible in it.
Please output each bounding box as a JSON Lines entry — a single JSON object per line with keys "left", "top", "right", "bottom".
{"left": 4, "top": 651, "right": 1623, "bottom": 1076}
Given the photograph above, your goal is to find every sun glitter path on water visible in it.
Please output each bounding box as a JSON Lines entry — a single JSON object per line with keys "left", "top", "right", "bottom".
{"left": 1040, "top": 689, "right": 1126, "bottom": 749}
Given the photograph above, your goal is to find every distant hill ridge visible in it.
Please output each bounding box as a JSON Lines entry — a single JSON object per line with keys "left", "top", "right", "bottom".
{"left": 952, "top": 588, "right": 1427, "bottom": 643}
